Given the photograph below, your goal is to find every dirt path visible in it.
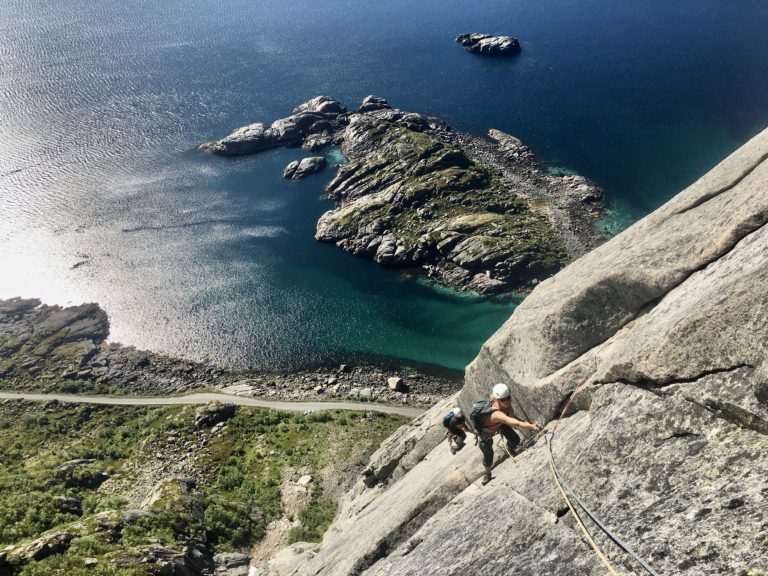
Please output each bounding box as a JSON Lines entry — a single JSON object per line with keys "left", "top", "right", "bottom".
{"left": 0, "top": 390, "right": 426, "bottom": 418}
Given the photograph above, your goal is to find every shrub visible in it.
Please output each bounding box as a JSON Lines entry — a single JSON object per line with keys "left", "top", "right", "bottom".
{"left": 202, "top": 497, "right": 264, "bottom": 551}
{"left": 287, "top": 492, "right": 337, "bottom": 544}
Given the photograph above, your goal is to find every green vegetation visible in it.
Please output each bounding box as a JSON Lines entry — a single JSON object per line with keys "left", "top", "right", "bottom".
{"left": 287, "top": 485, "right": 337, "bottom": 544}
{"left": 0, "top": 400, "right": 405, "bottom": 575}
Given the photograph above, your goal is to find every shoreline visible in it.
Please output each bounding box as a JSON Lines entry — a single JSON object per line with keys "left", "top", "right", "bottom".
{"left": 0, "top": 298, "right": 461, "bottom": 406}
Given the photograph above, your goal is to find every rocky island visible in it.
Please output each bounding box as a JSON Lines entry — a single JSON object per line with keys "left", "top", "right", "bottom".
{"left": 200, "top": 96, "right": 604, "bottom": 294}
{"left": 455, "top": 33, "right": 522, "bottom": 56}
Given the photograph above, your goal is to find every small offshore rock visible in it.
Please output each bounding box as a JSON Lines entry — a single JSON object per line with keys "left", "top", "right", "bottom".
{"left": 283, "top": 156, "right": 327, "bottom": 179}
{"left": 456, "top": 33, "right": 521, "bottom": 56}
{"left": 358, "top": 95, "right": 391, "bottom": 113}
{"left": 199, "top": 96, "right": 346, "bottom": 156}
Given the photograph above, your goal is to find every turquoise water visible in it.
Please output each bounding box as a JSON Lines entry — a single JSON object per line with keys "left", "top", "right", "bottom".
{"left": 0, "top": 0, "right": 767, "bottom": 371}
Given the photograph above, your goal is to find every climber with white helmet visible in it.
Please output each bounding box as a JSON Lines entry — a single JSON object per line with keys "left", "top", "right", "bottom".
{"left": 442, "top": 406, "right": 471, "bottom": 454}
{"left": 471, "top": 382, "right": 541, "bottom": 485}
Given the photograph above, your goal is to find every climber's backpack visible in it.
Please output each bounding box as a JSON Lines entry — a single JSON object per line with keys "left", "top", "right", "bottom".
{"left": 442, "top": 411, "right": 455, "bottom": 428}
{"left": 470, "top": 399, "right": 497, "bottom": 439}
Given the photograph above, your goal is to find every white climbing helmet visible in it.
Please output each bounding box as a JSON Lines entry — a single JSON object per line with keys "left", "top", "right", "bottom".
{"left": 492, "top": 383, "right": 510, "bottom": 399}
{"left": 453, "top": 407, "right": 462, "bottom": 418}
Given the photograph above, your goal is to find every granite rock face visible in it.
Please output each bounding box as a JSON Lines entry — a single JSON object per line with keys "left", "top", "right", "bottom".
{"left": 264, "top": 127, "right": 768, "bottom": 575}
{"left": 456, "top": 33, "right": 522, "bottom": 56}
{"left": 200, "top": 96, "right": 604, "bottom": 294}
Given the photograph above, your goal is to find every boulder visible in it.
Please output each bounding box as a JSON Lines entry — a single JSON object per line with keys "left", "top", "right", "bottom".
{"left": 55, "top": 496, "right": 82, "bottom": 516}
{"left": 2, "top": 532, "right": 76, "bottom": 565}
{"left": 456, "top": 33, "right": 521, "bottom": 56}
{"left": 358, "top": 95, "right": 391, "bottom": 113}
{"left": 214, "top": 552, "right": 250, "bottom": 576}
{"left": 302, "top": 135, "right": 332, "bottom": 152}
{"left": 194, "top": 402, "right": 237, "bottom": 428}
{"left": 387, "top": 377, "right": 406, "bottom": 392}
{"left": 283, "top": 156, "right": 327, "bottom": 179}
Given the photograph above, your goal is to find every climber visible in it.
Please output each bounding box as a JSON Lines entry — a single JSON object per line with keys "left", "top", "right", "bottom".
{"left": 471, "top": 383, "right": 541, "bottom": 485}
{"left": 442, "top": 406, "right": 471, "bottom": 454}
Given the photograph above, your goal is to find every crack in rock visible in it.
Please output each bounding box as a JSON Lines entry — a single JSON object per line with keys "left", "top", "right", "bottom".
{"left": 600, "top": 363, "right": 755, "bottom": 390}
{"left": 672, "top": 151, "right": 768, "bottom": 216}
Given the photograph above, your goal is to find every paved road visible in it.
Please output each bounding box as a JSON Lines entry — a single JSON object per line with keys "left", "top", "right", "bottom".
{"left": 0, "top": 391, "right": 426, "bottom": 418}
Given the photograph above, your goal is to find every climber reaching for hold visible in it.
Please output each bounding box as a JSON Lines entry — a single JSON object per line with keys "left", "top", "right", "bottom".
{"left": 470, "top": 383, "right": 541, "bottom": 485}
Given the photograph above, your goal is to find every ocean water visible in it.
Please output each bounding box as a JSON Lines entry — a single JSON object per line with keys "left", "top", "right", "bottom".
{"left": 1, "top": 0, "right": 767, "bottom": 371}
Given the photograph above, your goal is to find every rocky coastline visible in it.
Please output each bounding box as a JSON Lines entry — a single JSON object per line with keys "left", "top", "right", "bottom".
{"left": 0, "top": 297, "right": 459, "bottom": 406}
{"left": 200, "top": 96, "right": 604, "bottom": 294}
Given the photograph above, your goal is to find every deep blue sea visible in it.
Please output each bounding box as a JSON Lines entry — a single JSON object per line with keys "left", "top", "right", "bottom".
{"left": 1, "top": 0, "right": 767, "bottom": 371}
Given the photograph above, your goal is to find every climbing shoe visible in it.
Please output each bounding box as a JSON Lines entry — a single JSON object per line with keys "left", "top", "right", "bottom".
{"left": 481, "top": 471, "right": 493, "bottom": 485}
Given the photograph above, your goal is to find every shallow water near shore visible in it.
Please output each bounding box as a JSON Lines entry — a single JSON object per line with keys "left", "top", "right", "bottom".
{"left": 1, "top": 0, "right": 767, "bottom": 371}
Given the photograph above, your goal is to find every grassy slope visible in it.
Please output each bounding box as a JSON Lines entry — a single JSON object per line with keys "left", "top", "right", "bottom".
{"left": 0, "top": 400, "right": 405, "bottom": 575}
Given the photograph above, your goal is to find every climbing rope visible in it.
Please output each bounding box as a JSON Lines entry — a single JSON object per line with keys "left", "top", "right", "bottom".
{"left": 544, "top": 433, "right": 622, "bottom": 576}
{"left": 546, "top": 434, "right": 660, "bottom": 576}
{"left": 543, "top": 376, "right": 661, "bottom": 576}
{"left": 494, "top": 431, "right": 618, "bottom": 574}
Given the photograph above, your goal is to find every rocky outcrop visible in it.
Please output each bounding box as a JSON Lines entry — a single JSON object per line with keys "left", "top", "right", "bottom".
{"left": 263, "top": 127, "right": 768, "bottom": 575}
{"left": 456, "top": 33, "right": 521, "bottom": 56}
{"left": 199, "top": 97, "right": 347, "bottom": 156}
{"left": 200, "top": 96, "right": 604, "bottom": 294}
{"left": 358, "top": 95, "right": 391, "bottom": 114}
{"left": 283, "top": 156, "right": 327, "bottom": 179}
